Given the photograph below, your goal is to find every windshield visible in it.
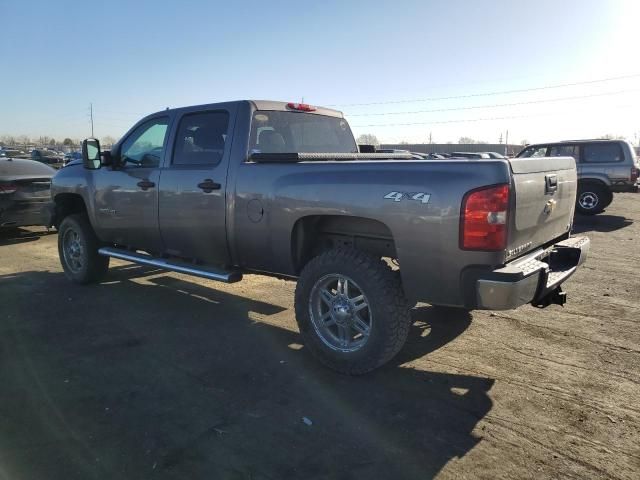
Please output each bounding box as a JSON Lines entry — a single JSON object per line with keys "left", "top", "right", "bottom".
{"left": 249, "top": 111, "right": 358, "bottom": 154}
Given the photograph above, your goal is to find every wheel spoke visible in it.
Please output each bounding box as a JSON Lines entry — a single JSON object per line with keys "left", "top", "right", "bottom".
{"left": 337, "top": 277, "right": 347, "bottom": 296}
{"left": 353, "top": 315, "right": 370, "bottom": 336}
{"left": 321, "top": 311, "right": 336, "bottom": 327}
{"left": 351, "top": 294, "right": 368, "bottom": 313}
{"left": 338, "top": 325, "right": 350, "bottom": 346}
{"left": 320, "top": 289, "right": 334, "bottom": 307}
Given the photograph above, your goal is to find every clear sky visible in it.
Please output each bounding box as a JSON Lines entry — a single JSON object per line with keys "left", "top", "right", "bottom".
{"left": 1, "top": 0, "right": 639, "bottom": 145}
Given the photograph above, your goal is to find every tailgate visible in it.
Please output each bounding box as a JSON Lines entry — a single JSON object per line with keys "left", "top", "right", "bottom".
{"left": 507, "top": 156, "right": 576, "bottom": 259}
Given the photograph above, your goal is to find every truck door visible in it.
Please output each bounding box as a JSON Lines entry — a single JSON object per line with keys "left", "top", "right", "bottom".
{"left": 158, "top": 108, "right": 234, "bottom": 266}
{"left": 93, "top": 116, "right": 170, "bottom": 252}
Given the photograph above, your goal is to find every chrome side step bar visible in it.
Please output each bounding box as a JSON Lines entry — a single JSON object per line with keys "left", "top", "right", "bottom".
{"left": 98, "top": 247, "right": 242, "bottom": 283}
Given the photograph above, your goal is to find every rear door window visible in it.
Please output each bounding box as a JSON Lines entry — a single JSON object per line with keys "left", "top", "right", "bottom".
{"left": 583, "top": 143, "right": 623, "bottom": 163}
{"left": 172, "top": 111, "right": 230, "bottom": 166}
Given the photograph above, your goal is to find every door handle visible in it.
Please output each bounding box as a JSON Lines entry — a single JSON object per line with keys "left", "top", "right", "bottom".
{"left": 545, "top": 174, "right": 558, "bottom": 194}
{"left": 137, "top": 180, "right": 155, "bottom": 190}
{"left": 197, "top": 179, "right": 221, "bottom": 193}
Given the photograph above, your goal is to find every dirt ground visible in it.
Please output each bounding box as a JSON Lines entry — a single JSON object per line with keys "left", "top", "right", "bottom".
{"left": 1, "top": 193, "right": 639, "bottom": 480}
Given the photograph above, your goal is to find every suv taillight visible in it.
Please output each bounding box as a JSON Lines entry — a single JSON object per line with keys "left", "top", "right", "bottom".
{"left": 631, "top": 166, "right": 639, "bottom": 183}
{"left": 0, "top": 183, "right": 18, "bottom": 195}
{"left": 461, "top": 184, "right": 510, "bottom": 251}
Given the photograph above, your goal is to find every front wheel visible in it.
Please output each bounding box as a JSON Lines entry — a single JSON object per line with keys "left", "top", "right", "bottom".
{"left": 576, "top": 184, "right": 610, "bottom": 215}
{"left": 294, "top": 249, "right": 411, "bottom": 375}
{"left": 58, "top": 214, "right": 109, "bottom": 284}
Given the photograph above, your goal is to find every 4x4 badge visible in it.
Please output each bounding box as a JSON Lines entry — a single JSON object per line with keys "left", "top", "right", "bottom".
{"left": 384, "top": 191, "right": 431, "bottom": 204}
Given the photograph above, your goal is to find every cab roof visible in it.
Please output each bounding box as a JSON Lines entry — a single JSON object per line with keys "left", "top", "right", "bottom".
{"left": 153, "top": 100, "right": 344, "bottom": 119}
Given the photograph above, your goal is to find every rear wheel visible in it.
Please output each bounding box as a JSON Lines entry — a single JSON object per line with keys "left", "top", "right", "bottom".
{"left": 576, "top": 184, "right": 610, "bottom": 215}
{"left": 58, "top": 214, "right": 109, "bottom": 284}
{"left": 294, "top": 249, "right": 411, "bottom": 375}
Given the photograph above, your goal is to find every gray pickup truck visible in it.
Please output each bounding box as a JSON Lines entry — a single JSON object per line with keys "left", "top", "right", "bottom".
{"left": 49, "top": 100, "right": 590, "bottom": 374}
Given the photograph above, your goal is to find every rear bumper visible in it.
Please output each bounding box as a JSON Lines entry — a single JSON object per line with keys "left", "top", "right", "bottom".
{"left": 473, "top": 236, "right": 590, "bottom": 310}
{"left": 0, "top": 200, "right": 53, "bottom": 228}
{"left": 610, "top": 182, "right": 638, "bottom": 193}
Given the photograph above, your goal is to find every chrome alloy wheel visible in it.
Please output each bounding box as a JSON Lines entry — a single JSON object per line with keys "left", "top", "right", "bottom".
{"left": 308, "top": 274, "right": 372, "bottom": 352}
{"left": 578, "top": 191, "right": 599, "bottom": 210}
{"left": 62, "top": 228, "right": 84, "bottom": 273}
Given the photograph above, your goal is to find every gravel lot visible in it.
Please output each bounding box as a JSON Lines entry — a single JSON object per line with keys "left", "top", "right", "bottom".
{"left": 1, "top": 193, "right": 638, "bottom": 479}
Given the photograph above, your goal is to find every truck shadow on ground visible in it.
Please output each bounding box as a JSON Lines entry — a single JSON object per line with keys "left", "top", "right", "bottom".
{"left": 0, "top": 227, "right": 53, "bottom": 246}
{"left": 572, "top": 214, "right": 633, "bottom": 233}
{"left": 0, "top": 266, "right": 494, "bottom": 480}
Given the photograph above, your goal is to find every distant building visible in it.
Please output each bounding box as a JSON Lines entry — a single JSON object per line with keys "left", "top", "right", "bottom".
{"left": 380, "top": 143, "right": 524, "bottom": 156}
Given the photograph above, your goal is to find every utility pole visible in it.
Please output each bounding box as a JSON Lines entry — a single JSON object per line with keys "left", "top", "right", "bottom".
{"left": 504, "top": 129, "right": 509, "bottom": 156}
{"left": 90, "top": 103, "right": 94, "bottom": 137}
{"left": 428, "top": 131, "right": 433, "bottom": 144}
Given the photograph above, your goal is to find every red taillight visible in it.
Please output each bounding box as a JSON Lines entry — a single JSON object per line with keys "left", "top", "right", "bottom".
{"left": 286, "top": 102, "right": 316, "bottom": 112}
{"left": 0, "top": 183, "right": 18, "bottom": 195}
{"left": 631, "top": 166, "right": 639, "bottom": 183}
{"left": 461, "top": 184, "right": 510, "bottom": 251}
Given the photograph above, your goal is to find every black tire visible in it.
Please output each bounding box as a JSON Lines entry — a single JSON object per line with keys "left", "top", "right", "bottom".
{"left": 294, "top": 248, "right": 411, "bottom": 375}
{"left": 576, "top": 184, "right": 610, "bottom": 215}
{"left": 58, "top": 214, "right": 109, "bottom": 284}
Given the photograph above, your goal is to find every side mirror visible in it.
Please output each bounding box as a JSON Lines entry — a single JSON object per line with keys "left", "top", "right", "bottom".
{"left": 82, "top": 138, "right": 101, "bottom": 170}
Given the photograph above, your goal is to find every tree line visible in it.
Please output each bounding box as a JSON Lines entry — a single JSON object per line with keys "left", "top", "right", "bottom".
{"left": 0, "top": 135, "right": 118, "bottom": 149}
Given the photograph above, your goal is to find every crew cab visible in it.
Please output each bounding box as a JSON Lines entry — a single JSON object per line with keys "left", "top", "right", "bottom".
{"left": 49, "top": 100, "right": 589, "bottom": 374}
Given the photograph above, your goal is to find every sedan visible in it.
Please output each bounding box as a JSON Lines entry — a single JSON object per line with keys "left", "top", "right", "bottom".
{"left": 0, "top": 158, "right": 55, "bottom": 229}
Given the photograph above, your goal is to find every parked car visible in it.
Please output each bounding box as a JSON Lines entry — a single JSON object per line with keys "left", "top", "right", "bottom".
{"left": 481, "top": 151, "right": 507, "bottom": 159}
{"left": 0, "top": 148, "right": 23, "bottom": 158}
{"left": 451, "top": 152, "right": 491, "bottom": 159}
{"left": 63, "top": 151, "right": 83, "bottom": 165}
{"left": 0, "top": 158, "right": 55, "bottom": 229}
{"left": 31, "top": 149, "right": 63, "bottom": 166}
{"left": 49, "top": 100, "right": 589, "bottom": 374}
{"left": 517, "top": 139, "right": 639, "bottom": 215}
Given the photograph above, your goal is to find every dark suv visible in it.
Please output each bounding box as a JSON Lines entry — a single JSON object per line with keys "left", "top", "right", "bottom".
{"left": 518, "top": 140, "right": 639, "bottom": 215}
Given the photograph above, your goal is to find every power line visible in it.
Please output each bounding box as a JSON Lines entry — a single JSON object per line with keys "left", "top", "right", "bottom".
{"left": 351, "top": 104, "right": 638, "bottom": 128}
{"left": 330, "top": 73, "right": 640, "bottom": 108}
{"left": 346, "top": 88, "right": 640, "bottom": 117}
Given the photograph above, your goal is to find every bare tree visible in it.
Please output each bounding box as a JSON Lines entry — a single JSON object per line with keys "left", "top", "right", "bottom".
{"left": 100, "top": 135, "right": 117, "bottom": 147}
{"left": 458, "top": 136, "right": 487, "bottom": 144}
{"left": 356, "top": 134, "right": 380, "bottom": 147}
{"left": 598, "top": 134, "right": 626, "bottom": 140}
{"left": 17, "top": 135, "right": 30, "bottom": 148}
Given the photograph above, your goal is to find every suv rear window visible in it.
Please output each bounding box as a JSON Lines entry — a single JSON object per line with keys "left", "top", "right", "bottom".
{"left": 583, "top": 143, "right": 623, "bottom": 163}
{"left": 549, "top": 145, "right": 579, "bottom": 159}
{"left": 518, "top": 146, "right": 548, "bottom": 158}
{"left": 249, "top": 111, "right": 357, "bottom": 154}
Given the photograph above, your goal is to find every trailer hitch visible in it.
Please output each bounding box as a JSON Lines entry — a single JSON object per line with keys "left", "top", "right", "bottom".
{"left": 532, "top": 287, "right": 566, "bottom": 308}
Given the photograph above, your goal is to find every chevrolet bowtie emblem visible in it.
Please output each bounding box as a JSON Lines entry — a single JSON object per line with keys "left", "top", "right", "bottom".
{"left": 544, "top": 199, "right": 557, "bottom": 215}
